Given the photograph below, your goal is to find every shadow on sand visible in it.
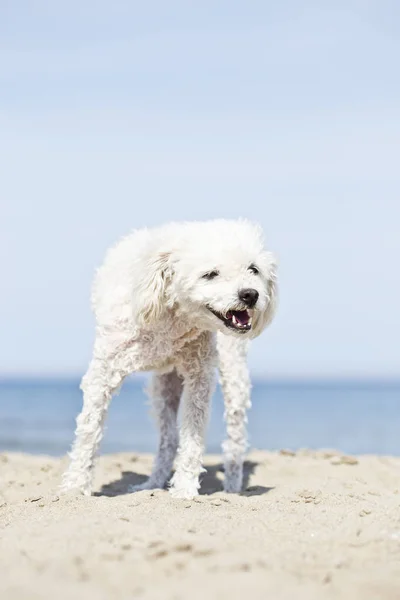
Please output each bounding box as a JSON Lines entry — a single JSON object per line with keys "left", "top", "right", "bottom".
{"left": 94, "top": 459, "right": 273, "bottom": 498}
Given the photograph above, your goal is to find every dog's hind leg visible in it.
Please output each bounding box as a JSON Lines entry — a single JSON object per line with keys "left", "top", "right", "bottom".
{"left": 130, "top": 369, "right": 183, "bottom": 492}
{"left": 60, "top": 334, "right": 132, "bottom": 496}
{"left": 217, "top": 333, "right": 251, "bottom": 493}
{"left": 169, "top": 332, "right": 216, "bottom": 499}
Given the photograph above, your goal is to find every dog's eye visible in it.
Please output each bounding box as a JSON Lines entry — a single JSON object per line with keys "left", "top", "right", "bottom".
{"left": 202, "top": 270, "right": 219, "bottom": 280}
{"left": 248, "top": 264, "right": 259, "bottom": 275}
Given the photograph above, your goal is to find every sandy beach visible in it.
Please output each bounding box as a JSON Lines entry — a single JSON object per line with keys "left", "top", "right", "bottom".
{"left": 1, "top": 449, "right": 399, "bottom": 600}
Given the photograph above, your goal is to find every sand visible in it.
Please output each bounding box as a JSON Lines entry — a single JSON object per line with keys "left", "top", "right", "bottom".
{"left": 1, "top": 449, "right": 400, "bottom": 600}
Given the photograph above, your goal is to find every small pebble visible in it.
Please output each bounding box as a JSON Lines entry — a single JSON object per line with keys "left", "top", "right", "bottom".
{"left": 40, "top": 465, "right": 52, "bottom": 473}
{"left": 194, "top": 549, "right": 213, "bottom": 557}
{"left": 121, "top": 544, "right": 132, "bottom": 551}
{"left": 341, "top": 455, "right": 359, "bottom": 465}
{"left": 175, "top": 544, "right": 192, "bottom": 553}
{"left": 323, "top": 572, "right": 332, "bottom": 584}
{"left": 152, "top": 549, "right": 168, "bottom": 559}
{"left": 279, "top": 449, "right": 296, "bottom": 457}
{"left": 330, "top": 455, "right": 358, "bottom": 466}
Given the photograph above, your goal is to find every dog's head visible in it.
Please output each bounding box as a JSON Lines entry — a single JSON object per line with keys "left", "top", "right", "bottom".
{"left": 135, "top": 219, "right": 277, "bottom": 339}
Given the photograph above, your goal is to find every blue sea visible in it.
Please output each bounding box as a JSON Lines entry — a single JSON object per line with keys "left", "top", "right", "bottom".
{"left": 0, "top": 378, "right": 399, "bottom": 456}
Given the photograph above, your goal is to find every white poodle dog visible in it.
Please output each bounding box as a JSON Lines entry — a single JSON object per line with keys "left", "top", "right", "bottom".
{"left": 61, "top": 219, "right": 277, "bottom": 499}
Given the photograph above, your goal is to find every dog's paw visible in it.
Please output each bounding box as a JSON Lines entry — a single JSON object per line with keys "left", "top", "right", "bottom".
{"left": 223, "top": 461, "right": 243, "bottom": 493}
{"left": 169, "top": 472, "right": 199, "bottom": 500}
{"left": 59, "top": 472, "right": 92, "bottom": 497}
{"left": 169, "top": 485, "right": 199, "bottom": 500}
{"left": 223, "top": 478, "right": 242, "bottom": 494}
{"left": 128, "top": 479, "right": 164, "bottom": 493}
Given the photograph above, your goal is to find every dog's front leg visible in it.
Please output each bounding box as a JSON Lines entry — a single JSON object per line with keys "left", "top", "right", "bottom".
{"left": 217, "top": 333, "right": 251, "bottom": 493}
{"left": 169, "top": 332, "right": 216, "bottom": 499}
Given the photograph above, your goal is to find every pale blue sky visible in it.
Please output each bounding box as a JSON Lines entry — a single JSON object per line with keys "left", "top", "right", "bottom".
{"left": 1, "top": 1, "right": 399, "bottom": 378}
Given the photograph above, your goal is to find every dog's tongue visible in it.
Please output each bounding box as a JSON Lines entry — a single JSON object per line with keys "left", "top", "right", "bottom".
{"left": 231, "top": 310, "right": 249, "bottom": 325}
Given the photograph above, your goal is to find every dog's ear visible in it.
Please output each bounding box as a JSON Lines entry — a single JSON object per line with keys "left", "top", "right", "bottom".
{"left": 252, "top": 255, "right": 278, "bottom": 336}
{"left": 264, "top": 263, "right": 278, "bottom": 327}
{"left": 134, "top": 251, "right": 173, "bottom": 326}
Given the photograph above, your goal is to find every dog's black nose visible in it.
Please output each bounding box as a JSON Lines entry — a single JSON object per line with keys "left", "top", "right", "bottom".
{"left": 238, "top": 288, "right": 259, "bottom": 308}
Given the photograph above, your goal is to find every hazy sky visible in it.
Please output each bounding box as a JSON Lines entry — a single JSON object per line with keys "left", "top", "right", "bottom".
{"left": 1, "top": 1, "right": 399, "bottom": 378}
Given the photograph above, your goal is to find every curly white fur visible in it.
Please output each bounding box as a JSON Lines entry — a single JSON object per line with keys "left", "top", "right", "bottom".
{"left": 61, "top": 219, "right": 277, "bottom": 499}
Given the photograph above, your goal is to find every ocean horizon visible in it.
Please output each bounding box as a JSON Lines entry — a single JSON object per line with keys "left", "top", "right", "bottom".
{"left": 0, "top": 377, "right": 399, "bottom": 457}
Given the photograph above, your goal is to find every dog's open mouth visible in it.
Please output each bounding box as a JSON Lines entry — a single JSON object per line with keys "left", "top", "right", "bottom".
{"left": 208, "top": 307, "right": 252, "bottom": 332}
